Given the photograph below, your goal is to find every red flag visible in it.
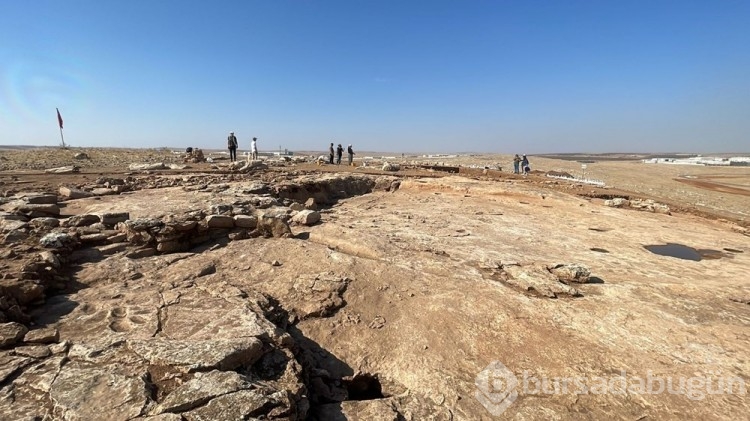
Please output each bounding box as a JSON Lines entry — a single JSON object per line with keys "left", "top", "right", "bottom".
{"left": 56, "top": 108, "right": 63, "bottom": 129}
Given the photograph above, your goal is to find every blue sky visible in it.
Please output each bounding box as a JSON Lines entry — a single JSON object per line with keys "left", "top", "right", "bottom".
{"left": 1, "top": 1, "right": 748, "bottom": 153}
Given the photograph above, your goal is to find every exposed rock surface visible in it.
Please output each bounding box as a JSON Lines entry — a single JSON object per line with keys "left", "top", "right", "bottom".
{"left": 0, "top": 168, "right": 747, "bottom": 420}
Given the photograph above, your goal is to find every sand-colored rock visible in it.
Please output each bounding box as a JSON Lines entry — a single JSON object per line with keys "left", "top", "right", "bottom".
{"left": 0, "top": 149, "right": 748, "bottom": 420}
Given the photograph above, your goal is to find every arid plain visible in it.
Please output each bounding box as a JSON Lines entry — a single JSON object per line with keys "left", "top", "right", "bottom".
{"left": 0, "top": 147, "right": 748, "bottom": 420}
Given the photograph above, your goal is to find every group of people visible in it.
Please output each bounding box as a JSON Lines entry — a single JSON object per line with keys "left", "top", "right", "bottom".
{"left": 226, "top": 132, "right": 258, "bottom": 162}
{"left": 513, "top": 154, "right": 530, "bottom": 175}
{"left": 226, "top": 132, "right": 355, "bottom": 165}
{"left": 329, "top": 143, "right": 355, "bottom": 165}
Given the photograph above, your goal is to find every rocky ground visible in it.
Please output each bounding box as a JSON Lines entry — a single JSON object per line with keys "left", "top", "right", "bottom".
{"left": 0, "top": 147, "right": 748, "bottom": 420}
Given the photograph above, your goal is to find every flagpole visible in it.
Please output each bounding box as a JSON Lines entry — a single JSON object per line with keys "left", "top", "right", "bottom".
{"left": 59, "top": 126, "right": 66, "bottom": 148}
{"left": 56, "top": 108, "right": 66, "bottom": 148}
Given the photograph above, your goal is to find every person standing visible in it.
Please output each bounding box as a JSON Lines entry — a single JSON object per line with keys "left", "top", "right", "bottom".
{"left": 347, "top": 144, "right": 355, "bottom": 166}
{"left": 513, "top": 154, "right": 521, "bottom": 174}
{"left": 329, "top": 143, "right": 335, "bottom": 164}
{"left": 336, "top": 144, "right": 343, "bottom": 164}
{"left": 251, "top": 137, "right": 258, "bottom": 160}
{"left": 521, "top": 154, "right": 530, "bottom": 175}
{"left": 227, "top": 132, "right": 238, "bottom": 162}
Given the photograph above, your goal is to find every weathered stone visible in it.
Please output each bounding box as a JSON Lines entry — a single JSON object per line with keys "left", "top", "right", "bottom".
{"left": 604, "top": 197, "right": 629, "bottom": 208}
{"left": 101, "top": 212, "right": 130, "bottom": 225}
{"left": 29, "top": 217, "right": 60, "bottom": 229}
{"left": 3, "top": 229, "right": 28, "bottom": 244}
{"left": 127, "top": 338, "right": 264, "bottom": 372}
{"left": 502, "top": 264, "right": 582, "bottom": 298}
{"left": 129, "top": 162, "right": 167, "bottom": 171}
{"left": 59, "top": 186, "right": 93, "bottom": 199}
{"left": 80, "top": 233, "right": 109, "bottom": 243}
{"left": 182, "top": 389, "right": 283, "bottom": 421}
{"left": 124, "top": 218, "right": 165, "bottom": 232}
{"left": 17, "top": 203, "right": 60, "bottom": 216}
{"left": 170, "top": 220, "right": 198, "bottom": 231}
{"left": 290, "top": 202, "right": 305, "bottom": 211}
{"left": 382, "top": 162, "right": 400, "bottom": 171}
{"left": 0, "top": 219, "right": 28, "bottom": 232}
{"left": 40, "top": 232, "right": 78, "bottom": 249}
{"left": 547, "top": 263, "right": 591, "bottom": 283}
{"left": 292, "top": 209, "right": 321, "bottom": 226}
{"left": 304, "top": 197, "right": 318, "bottom": 210}
{"left": 50, "top": 366, "right": 150, "bottom": 420}
{"left": 13, "top": 345, "right": 51, "bottom": 359}
{"left": 23, "top": 327, "right": 59, "bottom": 344}
{"left": 38, "top": 251, "right": 61, "bottom": 269}
{"left": 233, "top": 215, "right": 257, "bottom": 229}
{"left": 0, "top": 354, "right": 32, "bottom": 383}
{"left": 107, "top": 232, "right": 128, "bottom": 243}
{"left": 154, "top": 370, "right": 251, "bottom": 414}
{"left": 316, "top": 399, "right": 402, "bottom": 421}
{"left": 23, "top": 193, "right": 58, "bottom": 205}
{"left": 64, "top": 214, "right": 101, "bottom": 227}
{"left": 290, "top": 273, "right": 350, "bottom": 319}
{"left": 0, "top": 322, "right": 29, "bottom": 347}
{"left": 91, "top": 188, "right": 118, "bottom": 196}
{"left": 206, "top": 215, "right": 234, "bottom": 228}
{"left": 1, "top": 279, "right": 45, "bottom": 305}
{"left": 157, "top": 240, "right": 189, "bottom": 254}
{"left": 45, "top": 166, "right": 80, "bottom": 174}
{"left": 257, "top": 215, "right": 293, "bottom": 238}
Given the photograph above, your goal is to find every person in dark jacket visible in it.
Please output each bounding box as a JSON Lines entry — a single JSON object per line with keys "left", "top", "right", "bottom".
{"left": 329, "top": 143, "right": 335, "bottom": 164}
{"left": 347, "top": 144, "right": 355, "bottom": 166}
{"left": 336, "top": 144, "right": 343, "bottom": 164}
{"left": 227, "top": 132, "right": 238, "bottom": 162}
{"left": 521, "top": 154, "right": 530, "bottom": 175}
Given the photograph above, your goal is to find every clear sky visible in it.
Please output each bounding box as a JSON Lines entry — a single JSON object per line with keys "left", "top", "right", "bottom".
{"left": 1, "top": 1, "right": 748, "bottom": 153}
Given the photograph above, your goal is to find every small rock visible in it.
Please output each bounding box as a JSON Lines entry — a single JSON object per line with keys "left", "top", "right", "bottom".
{"left": 59, "top": 186, "right": 94, "bottom": 199}
{"left": 233, "top": 215, "right": 257, "bottom": 229}
{"left": 547, "top": 263, "right": 591, "bottom": 283}
{"left": 368, "top": 316, "right": 386, "bottom": 329}
{"left": 101, "top": 212, "right": 130, "bottom": 225}
{"left": 271, "top": 260, "right": 282, "bottom": 266}
{"left": 304, "top": 197, "right": 318, "bottom": 210}
{"left": 24, "top": 327, "right": 60, "bottom": 344}
{"left": 206, "top": 215, "right": 235, "bottom": 229}
{"left": 604, "top": 198, "right": 629, "bottom": 208}
{"left": 23, "top": 193, "right": 58, "bottom": 205}
{"left": 64, "top": 214, "right": 101, "bottom": 227}
{"left": 291, "top": 210, "right": 321, "bottom": 226}
{"left": 0, "top": 322, "right": 29, "bottom": 347}
{"left": 29, "top": 217, "right": 60, "bottom": 229}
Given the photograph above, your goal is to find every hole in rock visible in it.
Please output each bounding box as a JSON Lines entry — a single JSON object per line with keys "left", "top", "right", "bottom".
{"left": 588, "top": 228, "right": 610, "bottom": 232}
{"left": 344, "top": 373, "right": 385, "bottom": 401}
{"left": 590, "top": 248, "right": 609, "bottom": 253}
{"left": 724, "top": 248, "right": 743, "bottom": 253}
{"left": 644, "top": 243, "right": 733, "bottom": 261}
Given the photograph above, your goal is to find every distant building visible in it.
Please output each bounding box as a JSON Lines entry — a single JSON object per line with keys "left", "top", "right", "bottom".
{"left": 642, "top": 156, "right": 750, "bottom": 166}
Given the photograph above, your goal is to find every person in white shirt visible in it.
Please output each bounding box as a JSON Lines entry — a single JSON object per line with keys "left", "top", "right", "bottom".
{"left": 251, "top": 137, "right": 258, "bottom": 160}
